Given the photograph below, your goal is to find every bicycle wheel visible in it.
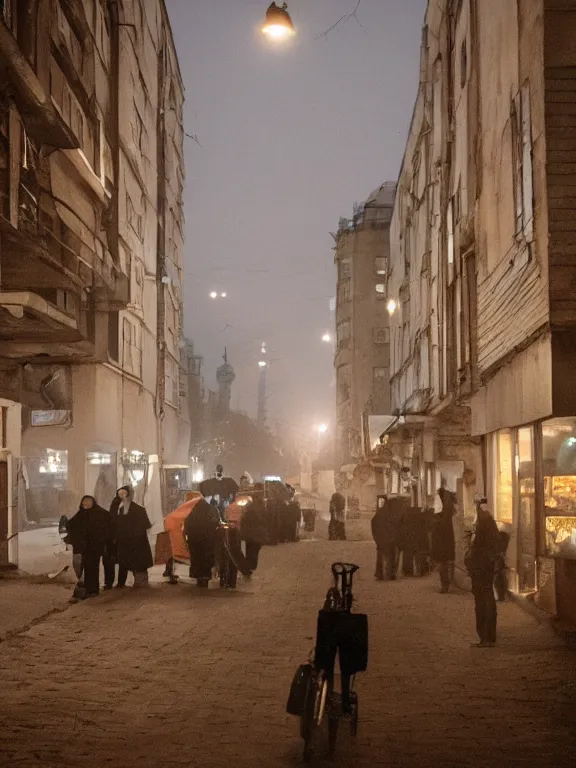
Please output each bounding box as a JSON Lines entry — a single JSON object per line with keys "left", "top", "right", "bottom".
{"left": 301, "top": 673, "right": 330, "bottom": 762}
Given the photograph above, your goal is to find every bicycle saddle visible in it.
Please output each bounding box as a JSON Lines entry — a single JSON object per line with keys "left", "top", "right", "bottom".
{"left": 331, "top": 562, "right": 359, "bottom": 576}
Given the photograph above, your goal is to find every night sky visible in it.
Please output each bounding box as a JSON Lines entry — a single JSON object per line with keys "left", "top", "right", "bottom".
{"left": 166, "top": 0, "right": 426, "bottom": 434}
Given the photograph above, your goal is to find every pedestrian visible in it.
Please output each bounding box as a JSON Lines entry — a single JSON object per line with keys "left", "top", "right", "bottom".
{"left": 183, "top": 497, "right": 221, "bottom": 587}
{"left": 431, "top": 483, "right": 457, "bottom": 593}
{"left": 66, "top": 495, "right": 113, "bottom": 598}
{"left": 400, "top": 506, "right": 424, "bottom": 576}
{"left": 241, "top": 484, "right": 269, "bottom": 571}
{"left": 371, "top": 496, "right": 404, "bottom": 580}
{"left": 110, "top": 486, "right": 153, "bottom": 588}
{"left": 328, "top": 492, "right": 347, "bottom": 540}
{"left": 465, "top": 496, "right": 502, "bottom": 647}
{"left": 494, "top": 528, "right": 510, "bottom": 602}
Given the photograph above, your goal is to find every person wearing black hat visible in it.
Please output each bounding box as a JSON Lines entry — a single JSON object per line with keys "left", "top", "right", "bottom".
{"left": 66, "top": 495, "right": 113, "bottom": 598}
{"left": 109, "top": 486, "right": 153, "bottom": 588}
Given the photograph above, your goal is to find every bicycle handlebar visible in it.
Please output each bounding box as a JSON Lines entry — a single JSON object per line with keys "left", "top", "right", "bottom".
{"left": 331, "top": 562, "right": 360, "bottom": 576}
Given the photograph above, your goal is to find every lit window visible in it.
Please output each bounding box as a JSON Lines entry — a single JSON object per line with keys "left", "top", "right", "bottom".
{"left": 375, "top": 283, "right": 385, "bottom": 294}
{"left": 375, "top": 257, "right": 387, "bottom": 275}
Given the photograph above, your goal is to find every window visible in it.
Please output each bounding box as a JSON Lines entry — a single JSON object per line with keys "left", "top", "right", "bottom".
{"left": 126, "top": 193, "right": 143, "bottom": 239}
{"left": 375, "top": 257, "right": 387, "bottom": 276}
{"left": 108, "top": 311, "right": 119, "bottom": 362}
{"left": 122, "top": 317, "right": 142, "bottom": 378}
{"left": 495, "top": 430, "right": 513, "bottom": 524}
{"left": 511, "top": 84, "right": 534, "bottom": 243}
{"left": 375, "top": 283, "right": 386, "bottom": 295}
{"left": 337, "top": 320, "right": 351, "bottom": 348}
{"left": 165, "top": 356, "right": 180, "bottom": 407}
{"left": 542, "top": 418, "right": 576, "bottom": 560}
{"left": 374, "top": 327, "right": 389, "bottom": 345}
{"left": 338, "top": 280, "right": 351, "bottom": 305}
{"left": 337, "top": 366, "right": 350, "bottom": 404}
{"left": 338, "top": 259, "right": 351, "bottom": 281}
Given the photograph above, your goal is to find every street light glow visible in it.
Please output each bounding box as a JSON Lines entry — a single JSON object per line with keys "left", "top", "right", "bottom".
{"left": 322, "top": 333, "right": 332, "bottom": 343}
{"left": 387, "top": 299, "right": 397, "bottom": 316}
{"left": 317, "top": 423, "right": 328, "bottom": 434}
{"left": 210, "top": 291, "right": 218, "bottom": 299}
{"left": 262, "top": 2, "right": 295, "bottom": 40}
{"left": 221, "top": 292, "right": 227, "bottom": 298}
{"left": 258, "top": 361, "right": 267, "bottom": 368}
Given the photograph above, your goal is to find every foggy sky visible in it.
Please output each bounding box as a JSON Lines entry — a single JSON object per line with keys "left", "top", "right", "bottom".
{"left": 166, "top": 0, "right": 426, "bottom": 434}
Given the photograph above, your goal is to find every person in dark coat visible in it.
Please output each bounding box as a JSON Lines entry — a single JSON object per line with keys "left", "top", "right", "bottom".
{"left": 329, "top": 492, "right": 347, "bottom": 540}
{"left": 494, "top": 529, "right": 510, "bottom": 602}
{"left": 371, "top": 496, "right": 405, "bottom": 580}
{"left": 110, "top": 486, "right": 153, "bottom": 588}
{"left": 466, "top": 498, "right": 502, "bottom": 647}
{"left": 66, "top": 495, "right": 113, "bottom": 598}
{"left": 431, "top": 485, "right": 457, "bottom": 593}
{"left": 184, "top": 498, "right": 221, "bottom": 586}
{"left": 240, "top": 486, "right": 269, "bottom": 571}
{"left": 400, "top": 506, "right": 428, "bottom": 576}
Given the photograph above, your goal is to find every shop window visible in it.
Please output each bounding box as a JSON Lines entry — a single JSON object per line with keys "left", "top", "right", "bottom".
{"left": 495, "top": 430, "right": 513, "bottom": 524}
{"left": 375, "top": 257, "right": 387, "bottom": 276}
{"left": 542, "top": 418, "right": 576, "bottom": 560}
{"left": 24, "top": 450, "right": 70, "bottom": 523}
{"left": 517, "top": 427, "right": 536, "bottom": 591}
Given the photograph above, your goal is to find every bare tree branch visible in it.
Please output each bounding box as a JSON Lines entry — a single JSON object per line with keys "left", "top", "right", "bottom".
{"left": 316, "top": 0, "right": 363, "bottom": 41}
{"left": 185, "top": 132, "right": 201, "bottom": 147}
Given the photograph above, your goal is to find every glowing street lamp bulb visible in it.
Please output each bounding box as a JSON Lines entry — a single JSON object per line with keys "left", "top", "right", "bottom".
{"left": 387, "top": 299, "right": 397, "bottom": 316}
{"left": 318, "top": 424, "right": 328, "bottom": 434}
{"left": 210, "top": 291, "right": 218, "bottom": 299}
{"left": 262, "top": 3, "right": 295, "bottom": 40}
{"left": 221, "top": 292, "right": 227, "bottom": 298}
{"left": 258, "top": 361, "right": 267, "bottom": 368}
{"left": 322, "top": 333, "right": 332, "bottom": 343}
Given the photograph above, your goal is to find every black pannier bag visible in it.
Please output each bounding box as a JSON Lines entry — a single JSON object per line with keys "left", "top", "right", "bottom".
{"left": 286, "top": 663, "right": 314, "bottom": 716}
{"left": 314, "top": 609, "right": 368, "bottom": 675}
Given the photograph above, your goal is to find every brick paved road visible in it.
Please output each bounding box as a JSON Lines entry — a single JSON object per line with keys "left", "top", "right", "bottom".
{"left": 1, "top": 525, "right": 575, "bottom": 768}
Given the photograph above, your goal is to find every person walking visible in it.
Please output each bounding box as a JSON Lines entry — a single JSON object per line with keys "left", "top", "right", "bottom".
{"left": 241, "top": 484, "right": 269, "bottom": 571}
{"left": 371, "top": 496, "right": 404, "bottom": 580}
{"left": 184, "top": 497, "right": 221, "bottom": 587}
{"left": 66, "top": 496, "right": 113, "bottom": 598}
{"left": 328, "top": 492, "right": 347, "bottom": 541}
{"left": 466, "top": 496, "right": 502, "bottom": 647}
{"left": 431, "top": 483, "right": 457, "bottom": 593}
{"left": 110, "top": 486, "right": 153, "bottom": 588}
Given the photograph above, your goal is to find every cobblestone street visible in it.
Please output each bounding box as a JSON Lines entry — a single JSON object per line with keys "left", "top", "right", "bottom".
{"left": 1, "top": 523, "right": 575, "bottom": 768}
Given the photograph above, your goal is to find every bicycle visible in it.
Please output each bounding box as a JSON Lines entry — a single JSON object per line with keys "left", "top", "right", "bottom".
{"left": 292, "top": 561, "right": 367, "bottom": 762}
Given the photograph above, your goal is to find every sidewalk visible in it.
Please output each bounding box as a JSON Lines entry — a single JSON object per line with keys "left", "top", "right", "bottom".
{"left": 0, "top": 579, "right": 73, "bottom": 640}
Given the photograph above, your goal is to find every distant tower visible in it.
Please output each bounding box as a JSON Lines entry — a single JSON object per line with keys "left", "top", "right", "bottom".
{"left": 216, "top": 348, "right": 235, "bottom": 418}
{"left": 257, "top": 362, "right": 267, "bottom": 428}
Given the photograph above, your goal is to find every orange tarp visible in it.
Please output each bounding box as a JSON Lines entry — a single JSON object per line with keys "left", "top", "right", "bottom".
{"left": 162, "top": 496, "right": 202, "bottom": 562}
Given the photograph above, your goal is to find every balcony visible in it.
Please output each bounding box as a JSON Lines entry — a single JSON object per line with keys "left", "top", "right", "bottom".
{"left": 0, "top": 291, "right": 93, "bottom": 360}
{"left": 0, "top": 21, "right": 78, "bottom": 149}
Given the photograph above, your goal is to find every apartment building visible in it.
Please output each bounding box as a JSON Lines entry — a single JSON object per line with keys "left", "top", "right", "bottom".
{"left": 0, "top": 0, "right": 188, "bottom": 567}
{"left": 388, "top": 0, "right": 576, "bottom": 625}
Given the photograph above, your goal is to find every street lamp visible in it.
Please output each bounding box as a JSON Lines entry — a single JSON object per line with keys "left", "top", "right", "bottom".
{"left": 210, "top": 291, "right": 218, "bottom": 299}
{"left": 258, "top": 360, "right": 267, "bottom": 368}
{"left": 387, "top": 299, "right": 397, "bottom": 316}
{"left": 322, "top": 333, "right": 332, "bottom": 343}
{"left": 317, "top": 423, "right": 328, "bottom": 434}
{"left": 262, "top": 2, "right": 296, "bottom": 40}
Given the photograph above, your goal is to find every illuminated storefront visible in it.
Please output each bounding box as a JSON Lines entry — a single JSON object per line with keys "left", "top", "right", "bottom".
{"left": 488, "top": 417, "right": 576, "bottom": 619}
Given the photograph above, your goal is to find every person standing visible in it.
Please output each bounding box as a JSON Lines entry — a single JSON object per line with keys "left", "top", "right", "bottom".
{"left": 431, "top": 483, "right": 457, "bottom": 593}
{"left": 328, "top": 492, "right": 347, "bottom": 541}
{"left": 371, "top": 496, "right": 404, "bottom": 580}
{"left": 466, "top": 497, "right": 502, "bottom": 647}
{"left": 184, "top": 497, "right": 221, "bottom": 587}
{"left": 110, "top": 486, "right": 153, "bottom": 588}
{"left": 241, "top": 485, "right": 268, "bottom": 571}
{"left": 66, "top": 496, "right": 113, "bottom": 598}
